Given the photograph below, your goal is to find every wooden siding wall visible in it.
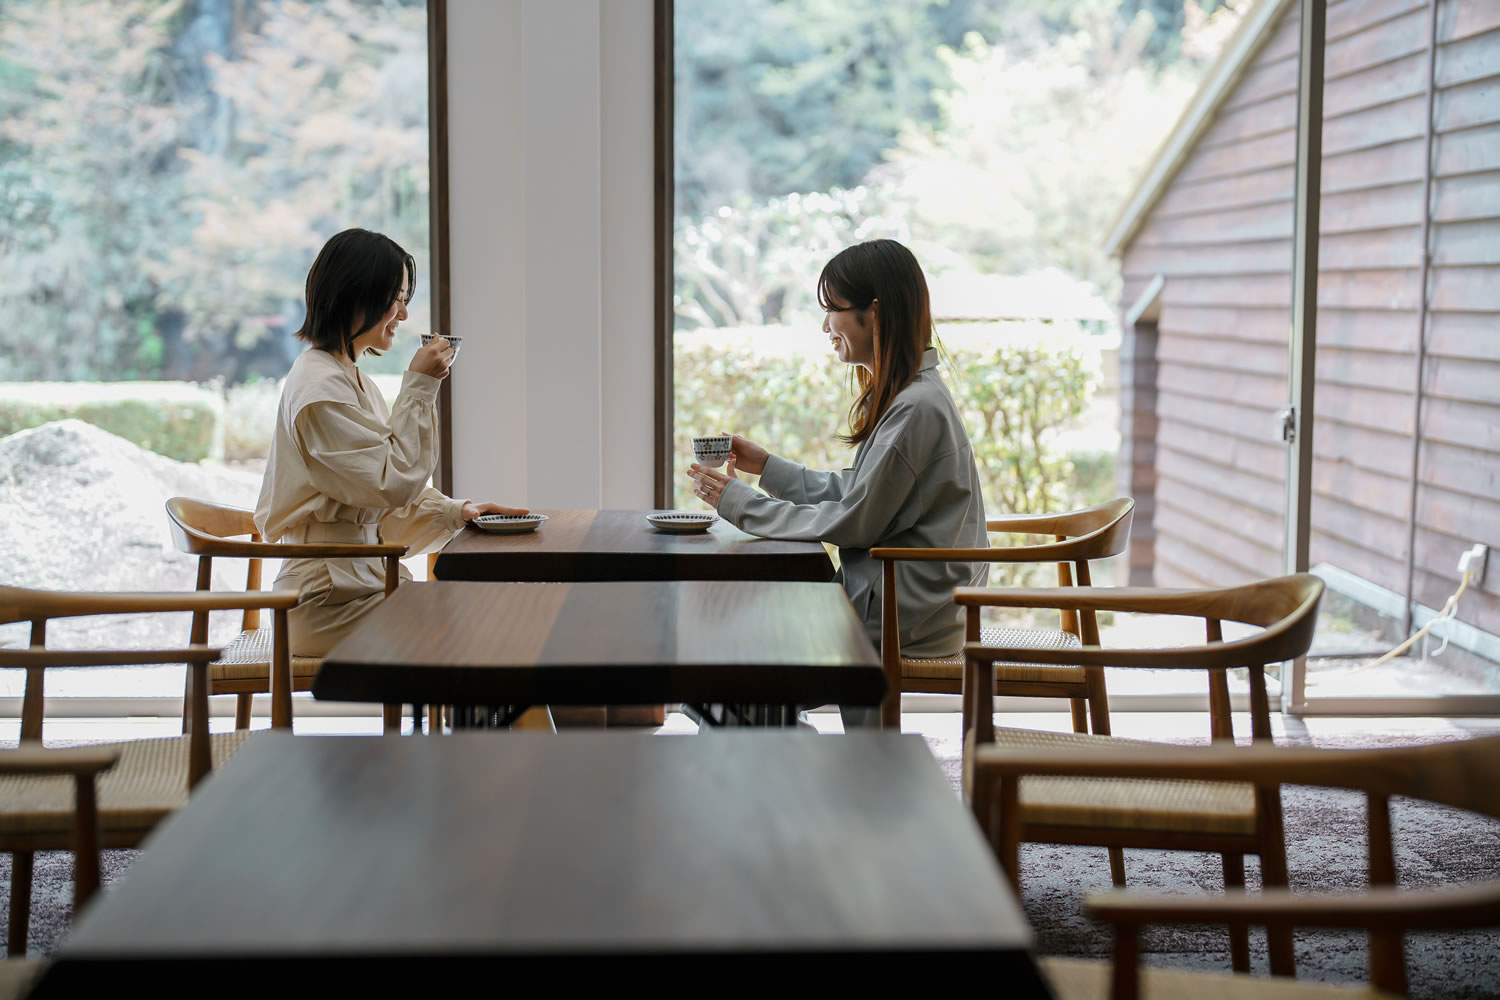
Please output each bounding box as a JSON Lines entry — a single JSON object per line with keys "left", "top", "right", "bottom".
{"left": 1120, "top": 0, "right": 1500, "bottom": 637}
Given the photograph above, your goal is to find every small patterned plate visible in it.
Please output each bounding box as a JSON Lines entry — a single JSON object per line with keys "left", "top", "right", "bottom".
{"left": 472, "top": 513, "right": 548, "bottom": 534}
{"left": 646, "top": 511, "right": 718, "bottom": 534}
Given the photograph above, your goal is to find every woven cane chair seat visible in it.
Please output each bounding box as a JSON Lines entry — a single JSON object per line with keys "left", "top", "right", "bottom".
{"left": 208, "top": 628, "right": 321, "bottom": 683}
{"left": 1041, "top": 957, "right": 1396, "bottom": 1000}
{"left": 988, "top": 728, "right": 1257, "bottom": 836}
{"left": 0, "top": 731, "right": 254, "bottom": 837}
{"left": 902, "top": 626, "right": 1085, "bottom": 683}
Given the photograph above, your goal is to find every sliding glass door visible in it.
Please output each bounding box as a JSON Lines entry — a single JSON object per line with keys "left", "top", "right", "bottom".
{"left": 1287, "top": 0, "right": 1500, "bottom": 714}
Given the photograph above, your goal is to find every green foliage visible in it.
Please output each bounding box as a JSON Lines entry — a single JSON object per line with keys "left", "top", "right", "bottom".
{"left": 0, "top": 0, "right": 428, "bottom": 385}
{"left": 675, "top": 0, "right": 951, "bottom": 220}
{"left": 953, "top": 341, "right": 1093, "bottom": 516}
{"left": 885, "top": 23, "right": 1200, "bottom": 299}
{"left": 0, "top": 383, "right": 223, "bottom": 462}
{"left": 674, "top": 329, "right": 1097, "bottom": 584}
{"left": 675, "top": 186, "right": 952, "bottom": 330}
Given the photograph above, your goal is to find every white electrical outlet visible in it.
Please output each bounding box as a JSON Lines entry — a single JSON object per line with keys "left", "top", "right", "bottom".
{"left": 1458, "top": 543, "right": 1489, "bottom": 586}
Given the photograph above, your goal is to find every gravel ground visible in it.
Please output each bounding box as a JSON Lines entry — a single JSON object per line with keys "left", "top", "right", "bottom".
{"left": 0, "top": 420, "right": 268, "bottom": 696}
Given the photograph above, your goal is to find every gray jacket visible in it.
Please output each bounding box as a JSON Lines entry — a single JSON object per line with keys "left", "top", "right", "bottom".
{"left": 718, "top": 349, "right": 989, "bottom": 657}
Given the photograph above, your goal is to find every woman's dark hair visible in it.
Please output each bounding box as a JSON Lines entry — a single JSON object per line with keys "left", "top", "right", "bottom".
{"left": 295, "top": 228, "right": 416, "bottom": 358}
{"left": 817, "top": 238, "right": 934, "bottom": 446}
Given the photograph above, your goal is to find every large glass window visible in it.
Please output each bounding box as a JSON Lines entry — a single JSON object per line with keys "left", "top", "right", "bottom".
{"left": 672, "top": 0, "right": 1249, "bottom": 698}
{"left": 1298, "top": 3, "right": 1500, "bottom": 706}
{"left": 0, "top": 0, "right": 431, "bottom": 700}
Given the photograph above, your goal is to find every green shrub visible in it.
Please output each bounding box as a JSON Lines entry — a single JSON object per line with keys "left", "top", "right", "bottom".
{"left": 0, "top": 382, "right": 224, "bottom": 463}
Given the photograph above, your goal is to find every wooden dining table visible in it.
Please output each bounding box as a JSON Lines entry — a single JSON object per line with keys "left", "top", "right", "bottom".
{"left": 31, "top": 731, "right": 1050, "bottom": 993}
{"left": 313, "top": 579, "right": 884, "bottom": 727}
{"left": 432, "top": 508, "right": 836, "bottom": 583}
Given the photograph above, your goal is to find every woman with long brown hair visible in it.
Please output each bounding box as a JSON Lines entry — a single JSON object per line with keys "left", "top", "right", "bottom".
{"left": 689, "top": 239, "right": 988, "bottom": 726}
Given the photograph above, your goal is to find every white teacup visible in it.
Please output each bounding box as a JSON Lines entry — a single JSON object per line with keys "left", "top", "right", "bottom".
{"left": 692, "top": 433, "right": 733, "bottom": 468}
{"left": 420, "top": 333, "right": 462, "bottom": 363}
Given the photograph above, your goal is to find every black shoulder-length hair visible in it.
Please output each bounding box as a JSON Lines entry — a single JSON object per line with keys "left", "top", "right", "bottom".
{"left": 295, "top": 228, "right": 416, "bottom": 358}
{"left": 817, "top": 238, "right": 934, "bottom": 446}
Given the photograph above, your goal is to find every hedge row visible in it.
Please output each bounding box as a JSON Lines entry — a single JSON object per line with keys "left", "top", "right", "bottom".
{"left": 0, "top": 382, "right": 224, "bottom": 463}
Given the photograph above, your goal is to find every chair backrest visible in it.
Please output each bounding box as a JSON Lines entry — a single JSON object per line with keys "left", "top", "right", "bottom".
{"left": 166, "top": 496, "right": 265, "bottom": 633}
{"left": 1252, "top": 734, "right": 1500, "bottom": 825}
{"left": 165, "top": 496, "right": 259, "bottom": 554}
{"left": 1164, "top": 573, "right": 1326, "bottom": 673}
{"left": 1013, "top": 496, "right": 1135, "bottom": 562}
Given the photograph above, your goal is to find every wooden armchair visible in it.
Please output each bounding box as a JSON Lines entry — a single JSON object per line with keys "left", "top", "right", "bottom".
{"left": 979, "top": 735, "right": 1500, "bottom": 999}
{"left": 165, "top": 497, "right": 408, "bottom": 732}
{"left": 0, "top": 746, "right": 117, "bottom": 989}
{"left": 962, "top": 573, "right": 1324, "bottom": 978}
{"left": 0, "top": 584, "right": 296, "bottom": 954}
{"left": 870, "top": 497, "right": 1134, "bottom": 731}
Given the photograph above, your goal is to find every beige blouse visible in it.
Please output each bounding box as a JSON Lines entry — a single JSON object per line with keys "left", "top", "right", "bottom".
{"left": 254, "top": 348, "right": 466, "bottom": 607}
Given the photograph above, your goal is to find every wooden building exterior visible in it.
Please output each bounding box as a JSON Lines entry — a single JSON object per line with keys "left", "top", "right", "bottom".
{"left": 1108, "top": 0, "right": 1500, "bottom": 640}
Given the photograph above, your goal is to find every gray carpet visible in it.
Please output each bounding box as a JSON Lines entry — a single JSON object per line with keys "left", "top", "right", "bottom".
{"left": 4, "top": 725, "right": 1498, "bottom": 999}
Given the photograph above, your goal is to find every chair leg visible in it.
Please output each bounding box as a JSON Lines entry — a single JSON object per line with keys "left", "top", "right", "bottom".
{"left": 1263, "top": 847, "right": 1296, "bottom": 975}
{"left": 427, "top": 705, "right": 442, "bottom": 733}
{"left": 1108, "top": 847, "right": 1126, "bottom": 887}
{"left": 382, "top": 704, "right": 402, "bottom": 733}
{"left": 1258, "top": 786, "right": 1296, "bottom": 977}
{"left": 1087, "top": 688, "right": 1111, "bottom": 737}
{"left": 1069, "top": 698, "right": 1089, "bottom": 733}
{"left": 9, "top": 851, "right": 33, "bottom": 956}
{"left": 181, "top": 669, "right": 195, "bottom": 735}
{"left": 1222, "top": 853, "right": 1250, "bottom": 972}
{"left": 234, "top": 693, "right": 253, "bottom": 731}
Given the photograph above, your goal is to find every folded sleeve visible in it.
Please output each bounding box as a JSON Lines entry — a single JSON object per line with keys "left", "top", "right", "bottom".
{"left": 719, "top": 437, "right": 920, "bottom": 550}
{"left": 379, "top": 487, "right": 468, "bottom": 556}
{"left": 758, "top": 453, "right": 850, "bottom": 504}
{"left": 292, "top": 372, "right": 442, "bottom": 510}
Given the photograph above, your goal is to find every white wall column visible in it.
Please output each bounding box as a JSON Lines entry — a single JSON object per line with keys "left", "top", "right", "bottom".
{"left": 447, "top": 0, "right": 655, "bottom": 509}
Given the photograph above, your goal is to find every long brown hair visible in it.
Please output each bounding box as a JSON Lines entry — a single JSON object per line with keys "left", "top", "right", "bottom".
{"left": 817, "top": 239, "right": 934, "bottom": 446}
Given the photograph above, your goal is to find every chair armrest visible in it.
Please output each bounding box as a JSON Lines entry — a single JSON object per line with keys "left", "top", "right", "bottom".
{"left": 201, "top": 539, "right": 409, "bottom": 559}
{"left": 872, "top": 542, "right": 1081, "bottom": 564}
{"left": 966, "top": 640, "right": 1250, "bottom": 670}
{"left": 955, "top": 584, "right": 1218, "bottom": 614}
{"left": 7, "top": 589, "right": 300, "bottom": 622}
{"left": 971, "top": 739, "right": 1482, "bottom": 802}
{"left": 0, "top": 746, "right": 121, "bottom": 777}
{"left": 973, "top": 740, "right": 1297, "bottom": 781}
{"left": 1085, "top": 881, "right": 1500, "bottom": 933}
{"left": 0, "top": 645, "right": 223, "bottom": 668}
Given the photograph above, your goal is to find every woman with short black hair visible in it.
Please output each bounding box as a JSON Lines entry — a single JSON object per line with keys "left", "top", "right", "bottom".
{"left": 255, "top": 228, "right": 526, "bottom": 656}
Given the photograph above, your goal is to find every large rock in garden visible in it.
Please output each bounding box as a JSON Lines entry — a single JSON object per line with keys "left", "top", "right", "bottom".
{"left": 0, "top": 420, "right": 263, "bottom": 672}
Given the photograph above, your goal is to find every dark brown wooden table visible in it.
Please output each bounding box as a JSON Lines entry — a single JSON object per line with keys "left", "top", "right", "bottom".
{"left": 432, "top": 508, "right": 836, "bottom": 583}
{"left": 33, "top": 732, "right": 1049, "bottom": 993}
{"left": 312, "top": 580, "right": 884, "bottom": 725}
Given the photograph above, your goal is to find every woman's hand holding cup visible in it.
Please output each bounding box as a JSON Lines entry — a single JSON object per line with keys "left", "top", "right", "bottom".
{"left": 410, "top": 334, "right": 454, "bottom": 379}
{"left": 729, "top": 434, "right": 768, "bottom": 475}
